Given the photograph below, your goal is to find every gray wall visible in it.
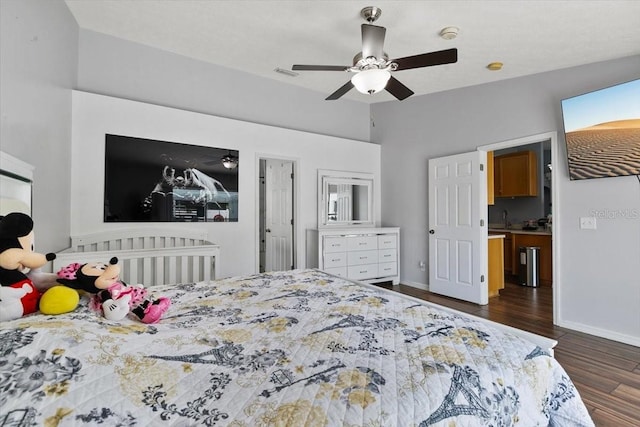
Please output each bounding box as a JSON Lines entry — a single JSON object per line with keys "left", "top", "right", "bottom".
{"left": 0, "top": 0, "right": 78, "bottom": 252}
{"left": 76, "top": 29, "right": 371, "bottom": 143}
{"left": 371, "top": 55, "right": 640, "bottom": 342}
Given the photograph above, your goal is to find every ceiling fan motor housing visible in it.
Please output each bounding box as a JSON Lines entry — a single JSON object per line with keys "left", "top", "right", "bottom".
{"left": 351, "top": 52, "right": 396, "bottom": 72}
{"left": 360, "top": 6, "right": 382, "bottom": 23}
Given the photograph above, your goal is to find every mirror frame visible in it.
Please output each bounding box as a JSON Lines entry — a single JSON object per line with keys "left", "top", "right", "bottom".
{"left": 318, "top": 169, "right": 374, "bottom": 228}
{"left": 0, "top": 151, "right": 34, "bottom": 216}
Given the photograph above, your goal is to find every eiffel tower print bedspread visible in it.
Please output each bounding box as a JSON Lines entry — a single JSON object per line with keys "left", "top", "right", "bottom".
{"left": 1, "top": 269, "right": 593, "bottom": 426}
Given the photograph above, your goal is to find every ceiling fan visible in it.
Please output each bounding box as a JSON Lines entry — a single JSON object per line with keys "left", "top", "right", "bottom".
{"left": 292, "top": 6, "right": 458, "bottom": 101}
{"left": 202, "top": 151, "right": 239, "bottom": 169}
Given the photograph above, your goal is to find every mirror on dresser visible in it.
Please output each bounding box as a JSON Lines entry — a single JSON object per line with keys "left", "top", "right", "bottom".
{"left": 318, "top": 170, "right": 374, "bottom": 228}
{"left": 0, "top": 151, "right": 34, "bottom": 216}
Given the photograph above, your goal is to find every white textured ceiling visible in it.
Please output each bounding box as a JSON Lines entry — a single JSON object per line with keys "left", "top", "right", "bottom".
{"left": 65, "top": 0, "right": 640, "bottom": 103}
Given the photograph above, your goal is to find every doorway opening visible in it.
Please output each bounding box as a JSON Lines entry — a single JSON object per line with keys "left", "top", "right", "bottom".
{"left": 480, "top": 131, "right": 560, "bottom": 323}
{"left": 258, "top": 157, "right": 296, "bottom": 273}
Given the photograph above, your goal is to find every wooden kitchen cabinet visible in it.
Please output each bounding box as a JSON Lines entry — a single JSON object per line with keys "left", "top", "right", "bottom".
{"left": 488, "top": 236, "right": 505, "bottom": 297}
{"left": 487, "top": 151, "right": 495, "bottom": 205}
{"left": 490, "top": 231, "right": 513, "bottom": 275}
{"left": 503, "top": 232, "right": 513, "bottom": 274}
{"left": 494, "top": 151, "right": 538, "bottom": 197}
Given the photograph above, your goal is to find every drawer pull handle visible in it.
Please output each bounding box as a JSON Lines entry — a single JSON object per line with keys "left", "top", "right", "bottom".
{"left": 360, "top": 270, "right": 366, "bottom": 274}
{"left": 360, "top": 256, "right": 366, "bottom": 259}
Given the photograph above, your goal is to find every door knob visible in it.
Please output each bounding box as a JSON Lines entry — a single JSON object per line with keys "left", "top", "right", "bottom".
{"left": 429, "top": 229, "right": 435, "bottom": 234}
{"left": 266, "top": 228, "right": 271, "bottom": 233}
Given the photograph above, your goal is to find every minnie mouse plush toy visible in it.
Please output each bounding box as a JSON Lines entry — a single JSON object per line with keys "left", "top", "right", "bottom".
{"left": 57, "top": 257, "right": 170, "bottom": 324}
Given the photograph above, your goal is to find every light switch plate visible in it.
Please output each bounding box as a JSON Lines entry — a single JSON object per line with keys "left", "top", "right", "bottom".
{"left": 580, "top": 217, "right": 597, "bottom": 230}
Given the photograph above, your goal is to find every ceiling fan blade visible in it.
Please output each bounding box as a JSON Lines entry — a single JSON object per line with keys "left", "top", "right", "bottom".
{"left": 361, "top": 24, "right": 386, "bottom": 59}
{"left": 385, "top": 76, "right": 414, "bottom": 101}
{"left": 326, "top": 80, "right": 354, "bottom": 100}
{"left": 292, "top": 64, "right": 349, "bottom": 71}
{"left": 392, "top": 48, "right": 458, "bottom": 71}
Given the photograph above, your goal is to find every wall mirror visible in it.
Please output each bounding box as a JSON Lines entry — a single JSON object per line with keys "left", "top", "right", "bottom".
{"left": 318, "top": 170, "right": 374, "bottom": 228}
{"left": 0, "top": 151, "right": 34, "bottom": 216}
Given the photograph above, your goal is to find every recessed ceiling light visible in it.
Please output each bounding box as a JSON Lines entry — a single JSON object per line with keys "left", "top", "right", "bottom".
{"left": 274, "top": 67, "right": 299, "bottom": 77}
{"left": 487, "top": 62, "right": 504, "bottom": 71}
{"left": 439, "top": 27, "right": 459, "bottom": 40}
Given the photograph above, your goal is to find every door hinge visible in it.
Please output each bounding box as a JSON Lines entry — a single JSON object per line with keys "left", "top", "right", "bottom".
{"left": 290, "top": 219, "right": 294, "bottom": 225}
{"left": 480, "top": 164, "right": 484, "bottom": 172}
{"left": 480, "top": 275, "right": 485, "bottom": 283}
{"left": 291, "top": 173, "right": 294, "bottom": 179}
{"left": 480, "top": 219, "right": 485, "bottom": 227}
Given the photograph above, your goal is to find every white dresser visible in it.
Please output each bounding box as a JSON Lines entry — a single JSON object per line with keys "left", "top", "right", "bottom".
{"left": 306, "top": 227, "right": 400, "bottom": 285}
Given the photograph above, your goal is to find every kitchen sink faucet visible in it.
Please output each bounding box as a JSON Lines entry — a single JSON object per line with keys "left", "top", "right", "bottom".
{"left": 502, "top": 210, "right": 509, "bottom": 229}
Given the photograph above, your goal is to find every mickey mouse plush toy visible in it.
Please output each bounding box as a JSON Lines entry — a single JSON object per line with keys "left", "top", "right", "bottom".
{"left": 0, "top": 212, "right": 79, "bottom": 321}
{"left": 57, "top": 257, "right": 171, "bottom": 324}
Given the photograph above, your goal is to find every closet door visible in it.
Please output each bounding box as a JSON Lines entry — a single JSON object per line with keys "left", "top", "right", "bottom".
{"left": 265, "top": 159, "right": 294, "bottom": 272}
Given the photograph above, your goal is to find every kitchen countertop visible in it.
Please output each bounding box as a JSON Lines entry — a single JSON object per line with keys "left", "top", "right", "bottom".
{"left": 488, "top": 234, "right": 506, "bottom": 239}
{"left": 489, "top": 228, "right": 552, "bottom": 236}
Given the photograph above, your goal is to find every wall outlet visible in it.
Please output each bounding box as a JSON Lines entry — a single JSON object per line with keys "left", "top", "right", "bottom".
{"left": 579, "top": 216, "right": 597, "bottom": 230}
{"left": 419, "top": 261, "right": 426, "bottom": 271}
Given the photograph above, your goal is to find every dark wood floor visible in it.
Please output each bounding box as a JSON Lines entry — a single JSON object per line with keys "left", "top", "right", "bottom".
{"left": 386, "top": 282, "right": 640, "bottom": 427}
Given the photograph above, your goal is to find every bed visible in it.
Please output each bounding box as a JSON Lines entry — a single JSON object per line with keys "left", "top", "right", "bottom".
{"left": 1, "top": 233, "right": 593, "bottom": 426}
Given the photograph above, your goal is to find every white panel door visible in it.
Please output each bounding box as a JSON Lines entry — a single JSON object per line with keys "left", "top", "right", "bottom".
{"left": 428, "top": 151, "right": 488, "bottom": 305}
{"left": 265, "top": 159, "right": 293, "bottom": 272}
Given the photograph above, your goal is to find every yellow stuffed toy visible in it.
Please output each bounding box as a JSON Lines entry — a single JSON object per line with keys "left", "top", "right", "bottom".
{"left": 39, "top": 285, "right": 79, "bottom": 315}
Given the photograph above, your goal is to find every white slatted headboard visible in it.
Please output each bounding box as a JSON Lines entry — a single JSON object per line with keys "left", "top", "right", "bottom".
{"left": 53, "top": 228, "right": 220, "bottom": 286}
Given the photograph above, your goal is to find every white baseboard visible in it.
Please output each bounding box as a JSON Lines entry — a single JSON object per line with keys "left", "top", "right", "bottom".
{"left": 401, "top": 280, "right": 429, "bottom": 291}
{"left": 557, "top": 319, "right": 640, "bottom": 347}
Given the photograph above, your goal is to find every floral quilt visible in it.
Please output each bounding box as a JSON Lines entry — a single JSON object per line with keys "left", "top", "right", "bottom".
{"left": 1, "top": 269, "right": 593, "bottom": 426}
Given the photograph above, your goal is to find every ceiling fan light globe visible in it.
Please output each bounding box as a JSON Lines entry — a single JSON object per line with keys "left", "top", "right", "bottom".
{"left": 221, "top": 155, "right": 238, "bottom": 169}
{"left": 351, "top": 69, "right": 391, "bottom": 95}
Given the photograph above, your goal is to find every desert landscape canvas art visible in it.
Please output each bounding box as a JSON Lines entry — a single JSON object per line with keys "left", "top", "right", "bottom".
{"left": 565, "top": 119, "right": 640, "bottom": 179}
{"left": 562, "top": 79, "right": 640, "bottom": 180}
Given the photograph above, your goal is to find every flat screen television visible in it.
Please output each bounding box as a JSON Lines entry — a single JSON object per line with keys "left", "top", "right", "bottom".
{"left": 561, "top": 78, "right": 640, "bottom": 180}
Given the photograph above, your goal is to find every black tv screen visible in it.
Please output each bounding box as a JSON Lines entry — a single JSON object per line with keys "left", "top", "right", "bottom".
{"left": 561, "top": 78, "right": 640, "bottom": 180}
{"left": 104, "top": 134, "right": 239, "bottom": 222}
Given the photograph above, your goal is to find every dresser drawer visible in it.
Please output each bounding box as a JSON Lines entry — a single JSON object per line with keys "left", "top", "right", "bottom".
{"left": 323, "top": 236, "right": 347, "bottom": 253}
{"left": 347, "top": 250, "right": 378, "bottom": 266}
{"left": 378, "top": 262, "right": 398, "bottom": 277}
{"left": 378, "top": 234, "right": 397, "bottom": 249}
{"left": 348, "top": 264, "right": 378, "bottom": 280}
{"left": 310, "top": 227, "right": 400, "bottom": 284}
{"left": 324, "top": 266, "right": 347, "bottom": 278}
{"left": 346, "top": 235, "right": 378, "bottom": 251}
{"left": 323, "top": 252, "right": 347, "bottom": 268}
{"left": 378, "top": 248, "right": 397, "bottom": 263}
